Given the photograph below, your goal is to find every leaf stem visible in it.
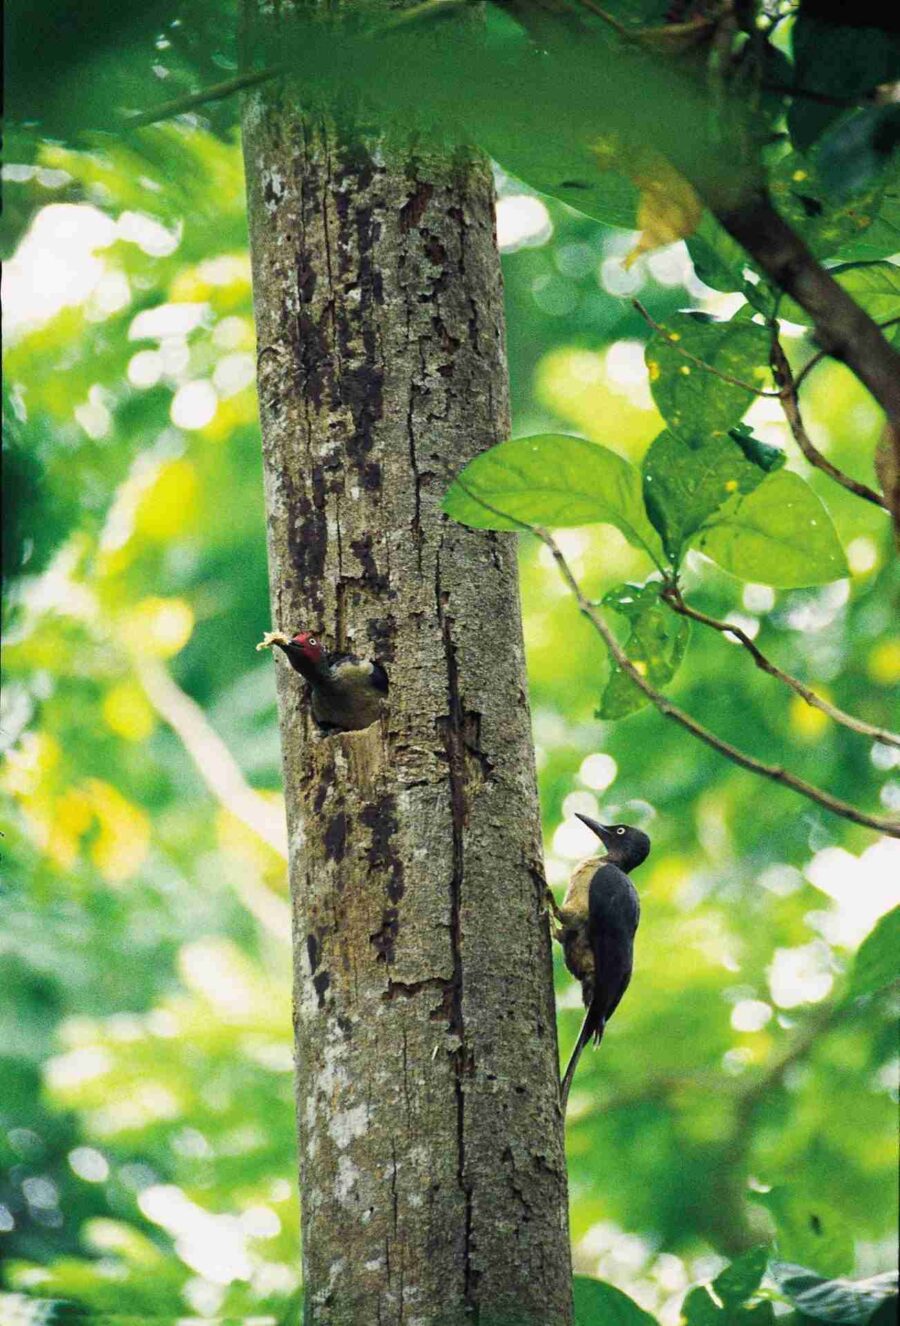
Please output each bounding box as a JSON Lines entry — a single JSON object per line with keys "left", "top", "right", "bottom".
{"left": 661, "top": 583, "right": 900, "bottom": 749}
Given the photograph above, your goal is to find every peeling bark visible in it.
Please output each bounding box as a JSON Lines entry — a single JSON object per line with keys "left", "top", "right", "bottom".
{"left": 241, "top": 76, "right": 571, "bottom": 1326}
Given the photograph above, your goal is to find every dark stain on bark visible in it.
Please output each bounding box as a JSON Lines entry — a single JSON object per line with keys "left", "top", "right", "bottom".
{"left": 350, "top": 534, "right": 388, "bottom": 592}
{"left": 435, "top": 554, "right": 477, "bottom": 1313}
{"left": 324, "top": 811, "right": 348, "bottom": 862}
{"left": 308, "top": 933, "right": 330, "bottom": 1011}
{"left": 361, "top": 795, "right": 405, "bottom": 903}
{"left": 424, "top": 235, "right": 447, "bottom": 266}
{"left": 400, "top": 182, "right": 434, "bottom": 233}
{"left": 370, "top": 907, "right": 399, "bottom": 964}
{"left": 313, "top": 772, "right": 331, "bottom": 816}
{"left": 367, "top": 614, "right": 396, "bottom": 664}
{"left": 383, "top": 975, "right": 450, "bottom": 1002}
{"left": 295, "top": 269, "right": 329, "bottom": 411}
{"left": 307, "top": 932, "right": 320, "bottom": 974}
{"left": 313, "top": 969, "right": 331, "bottom": 1007}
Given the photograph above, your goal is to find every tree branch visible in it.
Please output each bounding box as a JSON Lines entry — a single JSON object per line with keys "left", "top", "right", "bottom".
{"left": 715, "top": 194, "right": 900, "bottom": 425}
{"left": 791, "top": 317, "right": 900, "bottom": 394}
{"left": 124, "top": 65, "right": 285, "bottom": 129}
{"left": 770, "top": 333, "right": 891, "bottom": 510}
{"left": 136, "top": 658, "right": 291, "bottom": 941}
{"left": 541, "top": 530, "right": 899, "bottom": 835}
{"left": 661, "top": 584, "right": 900, "bottom": 749}
{"left": 455, "top": 482, "right": 899, "bottom": 836}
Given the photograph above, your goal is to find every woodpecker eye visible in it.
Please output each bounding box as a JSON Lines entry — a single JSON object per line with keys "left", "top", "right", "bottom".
{"left": 617, "top": 827, "right": 625, "bottom": 835}
{"left": 308, "top": 637, "right": 317, "bottom": 647}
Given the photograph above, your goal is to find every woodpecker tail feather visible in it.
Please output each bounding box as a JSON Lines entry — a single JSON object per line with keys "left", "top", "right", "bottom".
{"left": 559, "top": 1013, "right": 605, "bottom": 1113}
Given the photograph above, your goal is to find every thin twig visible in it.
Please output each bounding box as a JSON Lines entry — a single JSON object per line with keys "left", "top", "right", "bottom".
{"left": 454, "top": 482, "right": 900, "bottom": 837}
{"left": 792, "top": 316, "right": 900, "bottom": 395}
{"left": 124, "top": 65, "right": 286, "bottom": 129}
{"left": 770, "top": 333, "right": 889, "bottom": 510}
{"left": 634, "top": 300, "right": 781, "bottom": 396}
{"left": 662, "top": 584, "right": 900, "bottom": 749}
{"left": 543, "top": 533, "right": 899, "bottom": 835}
{"left": 762, "top": 82, "right": 893, "bottom": 108}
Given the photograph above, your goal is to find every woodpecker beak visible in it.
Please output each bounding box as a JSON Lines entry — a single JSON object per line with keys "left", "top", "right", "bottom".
{"left": 575, "top": 812, "right": 613, "bottom": 844}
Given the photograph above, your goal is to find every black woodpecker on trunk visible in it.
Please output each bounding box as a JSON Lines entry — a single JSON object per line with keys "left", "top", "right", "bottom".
{"left": 548, "top": 813, "right": 650, "bottom": 1112}
{"left": 257, "top": 630, "right": 388, "bottom": 732}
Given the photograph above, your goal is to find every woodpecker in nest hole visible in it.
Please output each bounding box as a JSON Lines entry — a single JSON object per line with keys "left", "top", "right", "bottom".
{"left": 547, "top": 813, "right": 650, "bottom": 1112}
{"left": 257, "top": 630, "right": 388, "bottom": 732}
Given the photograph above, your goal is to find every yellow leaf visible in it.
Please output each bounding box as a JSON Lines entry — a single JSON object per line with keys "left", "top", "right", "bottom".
{"left": 84, "top": 778, "right": 150, "bottom": 883}
{"left": 135, "top": 459, "right": 198, "bottom": 541}
{"left": 102, "top": 681, "right": 156, "bottom": 742}
{"left": 868, "top": 639, "right": 900, "bottom": 686}
{"left": 789, "top": 695, "right": 830, "bottom": 742}
{"left": 625, "top": 167, "right": 703, "bottom": 267}
{"left": 121, "top": 597, "right": 195, "bottom": 658}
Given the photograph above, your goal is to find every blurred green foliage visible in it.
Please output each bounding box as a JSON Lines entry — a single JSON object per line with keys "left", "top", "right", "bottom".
{"left": 2, "top": 4, "right": 900, "bottom": 1322}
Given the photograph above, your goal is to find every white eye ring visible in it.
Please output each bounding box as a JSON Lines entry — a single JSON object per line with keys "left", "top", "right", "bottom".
{"left": 308, "top": 637, "right": 317, "bottom": 646}
{"left": 617, "top": 827, "right": 625, "bottom": 835}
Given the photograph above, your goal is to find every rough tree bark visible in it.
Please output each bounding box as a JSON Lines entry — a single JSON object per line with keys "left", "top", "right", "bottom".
{"left": 241, "top": 73, "right": 572, "bottom": 1326}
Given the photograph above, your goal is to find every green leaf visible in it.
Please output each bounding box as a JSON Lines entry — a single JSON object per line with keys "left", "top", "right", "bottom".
{"left": 780, "top": 261, "right": 900, "bottom": 329}
{"left": 729, "top": 424, "right": 786, "bottom": 474}
{"left": 574, "top": 1276, "right": 658, "bottom": 1326}
{"left": 751, "top": 1188, "right": 853, "bottom": 1277}
{"left": 682, "top": 1279, "right": 774, "bottom": 1326}
{"left": 788, "top": 16, "right": 900, "bottom": 152}
{"left": 686, "top": 212, "right": 757, "bottom": 297}
{"left": 695, "top": 470, "right": 848, "bottom": 588}
{"left": 833, "top": 157, "right": 900, "bottom": 261}
{"left": 646, "top": 313, "right": 772, "bottom": 440}
{"left": 769, "top": 151, "right": 884, "bottom": 260}
{"left": 819, "top": 106, "right": 900, "bottom": 204}
{"left": 770, "top": 1264, "right": 898, "bottom": 1326}
{"left": 443, "top": 433, "right": 663, "bottom": 563}
{"left": 598, "top": 581, "right": 690, "bottom": 719}
{"left": 713, "top": 1248, "right": 770, "bottom": 1308}
{"left": 641, "top": 429, "right": 782, "bottom": 566}
{"left": 683, "top": 1286, "right": 723, "bottom": 1326}
{"left": 849, "top": 907, "right": 900, "bottom": 999}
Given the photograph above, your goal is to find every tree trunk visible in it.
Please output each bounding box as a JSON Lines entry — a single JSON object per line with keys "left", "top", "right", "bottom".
{"left": 242, "top": 78, "right": 571, "bottom": 1326}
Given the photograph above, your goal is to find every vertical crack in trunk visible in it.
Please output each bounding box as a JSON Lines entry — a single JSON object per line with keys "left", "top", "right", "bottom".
{"left": 436, "top": 544, "right": 477, "bottom": 1316}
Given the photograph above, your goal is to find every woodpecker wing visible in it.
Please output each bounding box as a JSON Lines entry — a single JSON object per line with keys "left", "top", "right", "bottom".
{"left": 311, "top": 653, "right": 388, "bottom": 731}
{"left": 327, "top": 653, "right": 386, "bottom": 685}
{"left": 586, "top": 862, "right": 640, "bottom": 1039}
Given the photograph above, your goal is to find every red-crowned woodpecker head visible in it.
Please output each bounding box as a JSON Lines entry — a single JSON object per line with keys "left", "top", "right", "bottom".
{"left": 290, "top": 631, "right": 326, "bottom": 665}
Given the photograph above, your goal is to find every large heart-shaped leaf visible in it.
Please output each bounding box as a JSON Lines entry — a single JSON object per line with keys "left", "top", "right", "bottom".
{"left": 642, "top": 428, "right": 783, "bottom": 566}
{"left": 695, "top": 470, "right": 848, "bottom": 587}
{"left": 646, "top": 313, "right": 772, "bottom": 439}
{"left": 444, "top": 433, "right": 663, "bottom": 564}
